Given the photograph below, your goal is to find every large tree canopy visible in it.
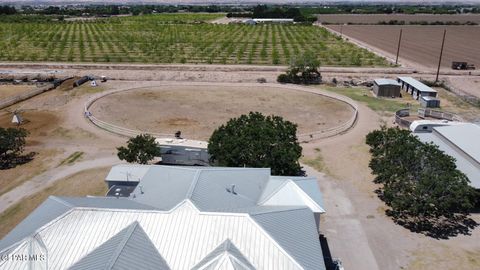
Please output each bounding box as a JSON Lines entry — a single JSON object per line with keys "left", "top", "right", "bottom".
{"left": 366, "top": 126, "right": 476, "bottom": 237}
{"left": 0, "top": 127, "right": 32, "bottom": 169}
{"left": 117, "top": 134, "right": 161, "bottom": 164}
{"left": 278, "top": 52, "right": 322, "bottom": 84}
{"left": 208, "top": 112, "right": 303, "bottom": 176}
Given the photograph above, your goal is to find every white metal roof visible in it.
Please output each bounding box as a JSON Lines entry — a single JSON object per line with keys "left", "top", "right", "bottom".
{"left": 409, "top": 120, "right": 465, "bottom": 133}
{"left": 416, "top": 131, "right": 480, "bottom": 189}
{"left": 374, "top": 79, "right": 400, "bottom": 86}
{"left": 155, "top": 138, "right": 208, "bottom": 149}
{"left": 433, "top": 123, "right": 480, "bottom": 163}
{"left": 0, "top": 200, "right": 325, "bottom": 270}
{"left": 397, "top": 77, "right": 437, "bottom": 93}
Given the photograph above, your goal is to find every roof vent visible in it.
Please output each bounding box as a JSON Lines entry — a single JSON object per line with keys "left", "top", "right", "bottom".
{"left": 226, "top": 184, "right": 237, "bottom": 195}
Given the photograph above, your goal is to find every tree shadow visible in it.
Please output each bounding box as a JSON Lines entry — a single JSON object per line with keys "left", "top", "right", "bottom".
{"left": 386, "top": 210, "right": 478, "bottom": 239}
{"left": 0, "top": 152, "right": 36, "bottom": 170}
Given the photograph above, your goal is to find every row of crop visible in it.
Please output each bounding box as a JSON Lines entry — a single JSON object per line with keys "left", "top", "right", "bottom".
{"left": 0, "top": 20, "right": 388, "bottom": 66}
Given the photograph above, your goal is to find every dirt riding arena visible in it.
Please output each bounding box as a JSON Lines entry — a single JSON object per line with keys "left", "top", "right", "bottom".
{"left": 325, "top": 25, "right": 480, "bottom": 69}
{"left": 89, "top": 84, "right": 355, "bottom": 140}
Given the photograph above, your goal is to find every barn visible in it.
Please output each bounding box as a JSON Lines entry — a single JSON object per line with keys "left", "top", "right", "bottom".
{"left": 397, "top": 77, "right": 438, "bottom": 100}
{"left": 372, "top": 79, "right": 401, "bottom": 97}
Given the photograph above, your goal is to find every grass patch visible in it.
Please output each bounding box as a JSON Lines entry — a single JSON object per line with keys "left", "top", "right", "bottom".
{"left": 324, "top": 86, "right": 420, "bottom": 113}
{"left": 0, "top": 167, "right": 109, "bottom": 238}
{"left": 58, "top": 151, "right": 84, "bottom": 166}
{"left": 302, "top": 148, "right": 329, "bottom": 174}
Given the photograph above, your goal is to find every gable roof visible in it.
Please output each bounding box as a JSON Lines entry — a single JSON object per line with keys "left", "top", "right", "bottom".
{"left": 0, "top": 196, "right": 156, "bottom": 253}
{"left": 191, "top": 239, "right": 255, "bottom": 270}
{"left": 70, "top": 221, "right": 170, "bottom": 270}
{"left": 129, "top": 166, "right": 325, "bottom": 213}
{"left": 0, "top": 200, "right": 325, "bottom": 270}
{"left": 130, "top": 166, "right": 271, "bottom": 211}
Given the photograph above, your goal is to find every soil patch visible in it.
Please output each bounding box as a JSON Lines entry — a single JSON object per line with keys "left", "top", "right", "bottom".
{"left": 90, "top": 85, "right": 354, "bottom": 140}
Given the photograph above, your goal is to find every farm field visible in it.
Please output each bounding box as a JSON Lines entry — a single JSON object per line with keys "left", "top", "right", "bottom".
{"left": 318, "top": 14, "right": 480, "bottom": 24}
{"left": 89, "top": 85, "right": 354, "bottom": 140}
{"left": 325, "top": 25, "right": 480, "bottom": 69}
{"left": 0, "top": 14, "right": 388, "bottom": 66}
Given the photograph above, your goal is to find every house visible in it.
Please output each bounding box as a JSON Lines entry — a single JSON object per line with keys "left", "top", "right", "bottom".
{"left": 414, "top": 123, "right": 480, "bottom": 189}
{"left": 372, "top": 78, "right": 401, "bottom": 97}
{"left": 0, "top": 166, "right": 327, "bottom": 270}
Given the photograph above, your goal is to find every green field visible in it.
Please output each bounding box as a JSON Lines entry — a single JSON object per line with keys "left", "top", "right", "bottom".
{"left": 0, "top": 14, "right": 389, "bottom": 66}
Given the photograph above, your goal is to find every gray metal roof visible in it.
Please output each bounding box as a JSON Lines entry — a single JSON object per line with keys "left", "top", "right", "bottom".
{"left": 105, "top": 164, "right": 151, "bottom": 183}
{"left": 374, "top": 79, "right": 400, "bottom": 86}
{"left": 251, "top": 207, "right": 325, "bottom": 270}
{"left": 191, "top": 239, "right": 255, "bottom": 270}
{"left": 70, "top": 221, "right": 170, "bottom": 270}
{"left": 1, "top": 201, "right": 323, "bottom": 269}
{"left": 129, "top": 166, "right": 198, "bottom": 210}
{"left": 397, "top": 77, "right": 437, "bottom": 93}
{"left": 130, "top": 166, "right": 324, "bottom": 213}
{"left": 0, "top": 196, "right": 156, "bottom": 252}
{"left": 421, "top": 96, "right": 440, "bottom": 101}
{"left": 416, "top": 130, "right": 480, "bottom": 189}
{"left": 1, "top": 166, "right": 327, "bottom": 270}
{"left": 130, "top": 166, "right": 271, "bottom": 211}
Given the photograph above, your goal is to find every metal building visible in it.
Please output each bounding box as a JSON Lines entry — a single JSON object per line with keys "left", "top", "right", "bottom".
{"left": 414, "top": 123, "right": 480, "bottom": 189}
{"left": 397, "top": 77, "right": 438, "bottom": 100}
{"left": 420, "top": 96, "right": 441, "bottom": 108}
{"left": 1, "top": 166, "right": 328, "bottom": 270}
{"left": 373, "top": 79, "right": 401, "bottom": 97}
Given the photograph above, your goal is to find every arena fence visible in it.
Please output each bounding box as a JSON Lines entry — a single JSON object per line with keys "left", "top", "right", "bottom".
{"left": 84, "top": 83, "right": 359, "bottom": 142}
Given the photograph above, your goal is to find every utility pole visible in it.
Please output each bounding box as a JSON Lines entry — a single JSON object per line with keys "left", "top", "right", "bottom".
{"left": 435, "top": 29, "right": 447, "bottom": 83}
{"left": 395, "top": 29, "right": 403, "bottom": 65}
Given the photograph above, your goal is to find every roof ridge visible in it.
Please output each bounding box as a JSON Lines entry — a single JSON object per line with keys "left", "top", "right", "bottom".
{"left": 49, "top": 196, "right": 75, "bottom": 208}
{"left": 257, "top": 179, "right": 290, "bottom": 205}
{"left": 106, "top": 221, "right": 140, "bottom": 270}
{"left": 185, "top": 169, "right": 202, "bottom": 199}
{"left": 249, "top": 206, "right": 309, "bottom": 216}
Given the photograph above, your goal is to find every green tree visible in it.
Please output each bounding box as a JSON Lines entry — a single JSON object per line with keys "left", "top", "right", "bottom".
{"left": 117, "top": 134, "right": 161, "bottom": 164}
{"left": 366, "top": 127, "right": 476, "bottom": 237}
{"left": 0, "top": 127, "right": 32, "bottom": 169}
{"left": 208, "top": 112, "right": 303, "bottom": 176}
{"left": 278, "top": 52, "right": 322, "bottom": 84}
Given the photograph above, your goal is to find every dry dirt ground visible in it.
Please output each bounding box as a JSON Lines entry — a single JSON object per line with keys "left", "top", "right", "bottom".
{"left": 301, "top": 88, "right": 480, "bottom": 270}
{"left": 90, "top": 85, "right": 353, "bottom": 140}
{"left": 0, "top": 84, "right": 37, "bottom": 100}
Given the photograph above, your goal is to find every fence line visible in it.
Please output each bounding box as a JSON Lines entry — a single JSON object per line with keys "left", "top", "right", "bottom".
{"left": 0, "top": 83, "right": 55, "bottom": 110}
{"left": 395, "top": 108, "right": 464, "bottom": 128}
{"left": 84, "top": 83, "right": 359, "bottom": 142}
